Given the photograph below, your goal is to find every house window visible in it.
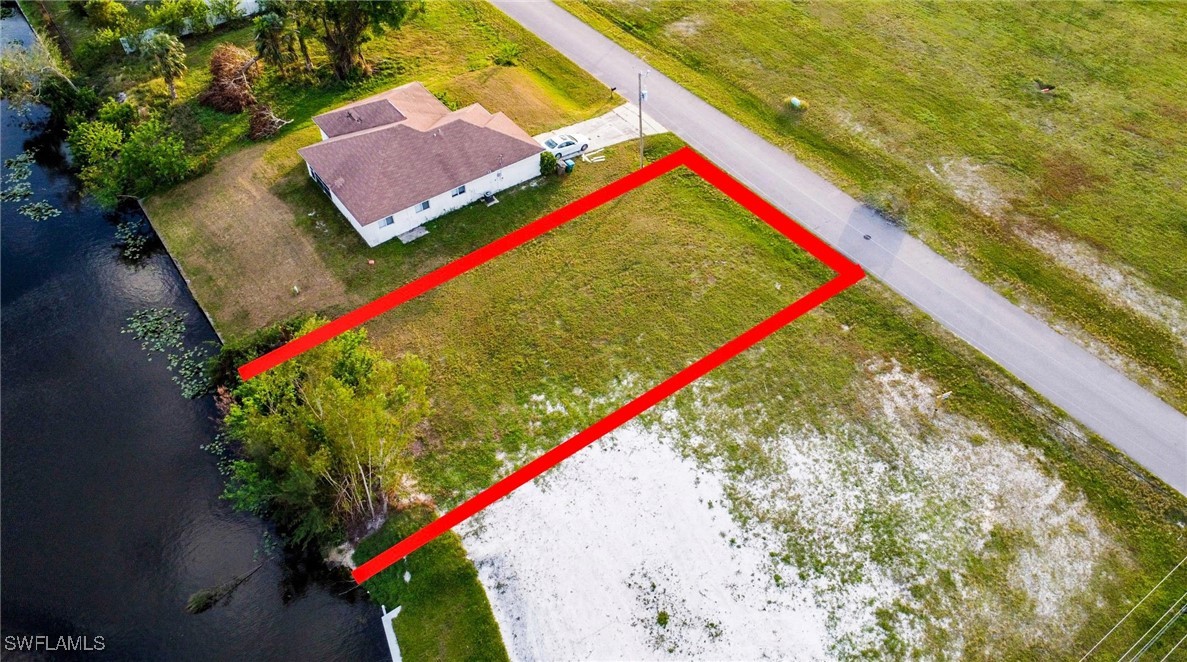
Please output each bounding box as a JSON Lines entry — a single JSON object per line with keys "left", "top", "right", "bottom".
{"left": 415, "top": 200, "right": 431, "bottom": 212}
{"left": 379, "top": 216, "right": 394, "bottom": 227}
{"left": 451, "top": 185, "right": 466, "bottom": 197}
{"left": 310, "top": 169, "right": 330, "bottom": 197}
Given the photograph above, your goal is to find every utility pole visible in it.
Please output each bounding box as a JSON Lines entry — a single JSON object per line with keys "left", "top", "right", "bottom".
{"left": 638, "top": 70, "right": 649, "bottom": 168}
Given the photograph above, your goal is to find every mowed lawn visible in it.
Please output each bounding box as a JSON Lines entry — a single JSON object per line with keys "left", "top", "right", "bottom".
{"left": 347, "top": 136, "right": 1186, "bottom": 658}
{"left": 561, "top": 0, "right": 1187, "bottom": 411}
{"left": 143, "top": 2, "right": 618, "bottom": 336}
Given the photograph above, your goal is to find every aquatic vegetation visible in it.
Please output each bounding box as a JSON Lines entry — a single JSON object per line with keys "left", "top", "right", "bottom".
{"left": 114, "top": 217, "right": 151, "bottom": 260}
{"left": 4, "top": 150, "right": 61, "bottom": 220}
{"left": 122, "top": 307, "right": 212, "bottom": 398}
{"left": 18, "top": 200, "right": 60, "bottom": 221}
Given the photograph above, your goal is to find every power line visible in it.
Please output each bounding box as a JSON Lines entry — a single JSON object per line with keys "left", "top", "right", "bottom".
{"left": 1158, "top": 631, "right": 1186, "bottom": 662}
{"left": 1079, "top": 554, "right": 1187, "bottom": 661}
{"left": 1130, "top": 602, "right": 1185, "bottom": 661}
{"left": 1119, "top": 590, "right": 1187, "bottom": 661}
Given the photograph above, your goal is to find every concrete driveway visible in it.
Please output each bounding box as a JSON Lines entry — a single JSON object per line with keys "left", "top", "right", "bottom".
{"left": 494, "top": 0, "right": 1187, "bottom": 494}
{"left": 535, "top": 103, "right": 666, "bottom": 153}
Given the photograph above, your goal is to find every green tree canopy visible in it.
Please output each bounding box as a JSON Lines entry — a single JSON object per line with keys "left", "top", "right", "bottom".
{"left": 224, "top": 319, "right": 431, "bottom": 545}
{"left": 147, "top": 0, "right": 211, "bottom": 36}
{"left": 67, "top": 116, "right": 189, "bottom": 208}
{"left": 297, "top": 0, "right": 422, "bottom": 80}
{"left": 210, "top": 0, "right": 247, "bottom": 24}
{"left": 0, "top": 43, "right": 78, "bottom": 113}
{"left": 83, "top": 0, "right": 131, "bottom": 31}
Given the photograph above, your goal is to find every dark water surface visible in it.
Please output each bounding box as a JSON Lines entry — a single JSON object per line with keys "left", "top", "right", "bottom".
{"left": 1, "top": 10, "right": 387, "bottom": 661}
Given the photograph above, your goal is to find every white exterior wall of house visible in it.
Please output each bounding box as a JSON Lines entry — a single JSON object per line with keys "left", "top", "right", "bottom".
{"left": 309, "top": 152, "right": 541, "bottom": 247}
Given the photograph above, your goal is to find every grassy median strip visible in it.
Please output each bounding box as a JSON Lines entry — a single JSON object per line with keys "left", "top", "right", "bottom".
{"left": 559, "top": 0, "right": 1187, "bottom": 411}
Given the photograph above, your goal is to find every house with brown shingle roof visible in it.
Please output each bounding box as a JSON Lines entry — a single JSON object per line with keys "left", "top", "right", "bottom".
{"left": 298, "top": 82, "right": 544, "bottom": 247}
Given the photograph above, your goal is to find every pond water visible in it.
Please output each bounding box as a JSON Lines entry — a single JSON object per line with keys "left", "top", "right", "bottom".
{"left": 0, "top": 9, "right": 387, "bottom": 660}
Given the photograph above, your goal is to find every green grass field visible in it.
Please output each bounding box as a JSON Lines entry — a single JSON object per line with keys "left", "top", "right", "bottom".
{"left": 347, "top": 134, "right": 1185, "bottom": 658}
{"left": 560, "top": 0, "right": 1187, "bottom": 411}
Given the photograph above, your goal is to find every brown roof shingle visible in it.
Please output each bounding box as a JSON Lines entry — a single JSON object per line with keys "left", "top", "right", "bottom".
{"left": 299, "top": 87, "right": 543, "bottom": 224}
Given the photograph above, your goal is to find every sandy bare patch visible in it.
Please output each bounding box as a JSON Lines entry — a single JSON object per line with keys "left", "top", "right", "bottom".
{"left": 926, "top": 157, "right": 1011, "bottom": 219}
{"left": 144, "top": 144, "right": 347, "bottom": 336}
{"left": 684, "top": 360, "right": 1118, "bottom": 657}
{"left": 1019, "top": 227, "right": 1186, "bottom": 339}
{"left": 461, "top": 427, "right": 829, "bottom": 660}
{"left": 832, "top": 108, "right": 888, "bottom": 150}
{"left": 461, "top": 360, "right": 1117, "bottom": 658}
{"left": 664, "top": 15, "right": 705, "bottom": 38}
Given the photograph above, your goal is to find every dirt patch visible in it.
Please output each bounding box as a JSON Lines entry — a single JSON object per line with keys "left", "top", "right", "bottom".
{"left": 926, "top": 157, "right": 1011, "bottom": 219}
{"left": 664, "top": 15, "right": 705, "bottom": 38}
{"left": 1019, "top": 227, "right": 1186, "bottom": 340}
{"left": 1040, "top": 152, "right": 1107, "bottom": 202}
{"left": 143, "top": 144, "right": 347, "bottom": 337}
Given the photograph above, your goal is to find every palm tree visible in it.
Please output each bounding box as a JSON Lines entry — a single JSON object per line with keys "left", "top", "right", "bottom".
{"left": 253, "top": 13, "right": 292, "bottom": 72}
{"left": 142, "top": 33, "right": 187, "bottom": 100}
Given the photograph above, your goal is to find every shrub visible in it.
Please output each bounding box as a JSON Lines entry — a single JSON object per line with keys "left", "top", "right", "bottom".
{"left": 68, "top": 119, "right": 124, "bottom": 168}
{"left": 209, "top": 0, "right": 246, "bottom": 24}
{"left": 434, "top": 90, "right": 459, "bottom": 111}
{"left": 539, "top": 150, "right": 558, "bottom": 177}
{"left": 148, "top": 0, "right": 210, "bottom": 35}
{"left": 75, "top": 28, "right": 122, "bottom": 73}
{"left": 68, "top": 116, "right": 189, "bottom": 207}
{"left": 864, "top": 187, "right": 909, "bottom": 227}
{"left": 97, "top": 97, "right": 136, "bottom": 131}
{"left": 39, "top": 75, "right": 99, "bottom": 122}
{"left": 84, "top": 0, "right": 130, "bottom": 31}
{"left": 491, "top": 41, "right": 523, "bottom": 66}
{"left": 119, "top": 117, "right": 189, "bottom": 195}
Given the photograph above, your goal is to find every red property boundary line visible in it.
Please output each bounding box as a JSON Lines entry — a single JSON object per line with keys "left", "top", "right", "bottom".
{"left": 237, "top": 147, "right": 864, "bottom": 584}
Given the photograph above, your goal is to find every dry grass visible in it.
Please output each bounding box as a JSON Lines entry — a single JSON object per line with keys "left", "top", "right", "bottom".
{"left": 144, "top": 140, "right": 346, "bottom": 335}
{"left": 442, "top": 65, "right": 616, "bottom": 135}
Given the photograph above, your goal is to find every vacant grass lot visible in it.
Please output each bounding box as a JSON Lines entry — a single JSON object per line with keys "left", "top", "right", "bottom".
{"left": 344, "top": 136, "right": 1185, "bottom": 658}
{"left": 153, "top": 116, "right": 1184, "bottom": 656}
{"left": 561, "top": 0, "right": 1187, "bottom": 411}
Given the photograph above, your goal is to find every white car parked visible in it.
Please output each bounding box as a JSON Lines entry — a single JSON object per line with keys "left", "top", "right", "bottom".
{"left": 541, "top": 133, "right": 590, "bottom": 159}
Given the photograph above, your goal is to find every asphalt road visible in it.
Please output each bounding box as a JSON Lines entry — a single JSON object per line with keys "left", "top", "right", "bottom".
{"left": 493, "top": 0, "right": 1187, "bottom": 495}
